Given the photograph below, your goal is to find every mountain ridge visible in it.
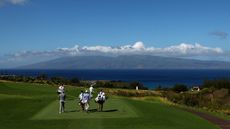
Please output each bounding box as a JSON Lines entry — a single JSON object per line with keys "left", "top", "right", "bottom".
{"left": 18, "top": 55, "right": 230, "bottom": 69}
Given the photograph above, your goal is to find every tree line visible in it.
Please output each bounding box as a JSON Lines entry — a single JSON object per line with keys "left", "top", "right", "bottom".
{"left": 0, "top": 73, "right": 148, "bottom": 89}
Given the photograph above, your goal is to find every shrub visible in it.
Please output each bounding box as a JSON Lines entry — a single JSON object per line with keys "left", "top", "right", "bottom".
{"left": 202, "top": 79, "right": 230, "bottom": 92}
{"left": 50, "top": 76, "right": 69, "bottom": 85}
{"left": 130, "top": 82, "right": 148, "bottom": 90}
{"left": 172, "top": 84, "right": 188, "bottom": 93}
{"left": 213, "top": 88, "right": 229, "bottom": 98}
{"left": 70, "top": 77, "right": 80, "bottom": 86}
{"left": 155, "top": 85, "right": 162, "bottom": 91}
{"left": 36, "top": 73, "right": 48, "bottom": 80}
{"left": 182, "top": 94, "right": 199, "bottom": 106}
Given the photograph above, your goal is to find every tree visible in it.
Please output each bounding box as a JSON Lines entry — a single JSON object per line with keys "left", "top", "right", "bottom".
{"left": 70, "top": 77, "right": 80, "bottom": 84}
{"left": 36, "top": 73, "right": 48, "bottom": 80}
{"left": 172, "top": 84, "right": 188, "bottom": 93}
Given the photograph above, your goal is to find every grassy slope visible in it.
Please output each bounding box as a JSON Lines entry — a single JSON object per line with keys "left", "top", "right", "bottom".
{"left": 0, "top": 82, "right": 220, "bottom": 129}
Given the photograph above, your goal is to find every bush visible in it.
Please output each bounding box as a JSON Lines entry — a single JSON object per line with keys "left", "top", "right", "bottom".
{"left": 70, "top": 77, "right": 80, "bottom": 85}
{"left": 172, "top": 84, "right": 188, "bottom": 93}
{"left": 130, "top": 82, "right": 148, "bottom": 90}
{"left": 182, "top": 94, "right": 199, "bottom": 106}
{"left": 36, "top": 73, "right": 48, "bottom": 80}
{"left": 105, "top": 89, "right": 158, "bottom": 97}
{"left": 155, "top": 85, "right": 162, "bottom": 91}
{"left": 50, "top": 76, "right": 69, "bottom": 85}
{"left": 202, "top": 79, "right": 230, "bottom": 92}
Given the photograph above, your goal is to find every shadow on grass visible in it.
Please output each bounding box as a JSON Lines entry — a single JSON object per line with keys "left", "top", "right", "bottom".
{"left": 88, "top": 108, "right": 118, "bottom": 113}
{"left": 64, "top": 109, "right": 119, "bottom": 113}
{"left": 65, "top": 109, "right": 79, "bottom": 113}
{"left": 103, "top": 109, "right": 118, "bottom": 112}
{"left": 88, "top": 108, "right": 98, "bottom": 112}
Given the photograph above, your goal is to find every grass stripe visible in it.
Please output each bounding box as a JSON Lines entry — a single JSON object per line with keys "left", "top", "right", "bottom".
{"left": 32, "top": 97, "right": 138, "bottom": 120}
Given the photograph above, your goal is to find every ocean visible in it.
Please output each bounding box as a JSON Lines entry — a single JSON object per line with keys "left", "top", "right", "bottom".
{"left": 1, "top": 69, "right": 230, "bottom": 89}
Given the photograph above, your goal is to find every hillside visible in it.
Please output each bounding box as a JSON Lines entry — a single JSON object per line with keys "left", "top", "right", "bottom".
{"left": 19, "top": 55, "right": 230, "bottom": 69}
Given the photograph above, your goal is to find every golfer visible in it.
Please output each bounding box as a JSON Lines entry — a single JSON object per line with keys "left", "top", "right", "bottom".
{"left": 95, "top": 89, "right": 106, "bottom": 111}
{"left": 80, "top": 90, "right": 90, "bottom": 112}
{"left": 57, "top": 84, "right": 64, "bottom": 94}
{"left": 89, "top": 84, "right": 94, "bottom": 98}
{"left": 59, "top": 92, "right": 66, "bottom": 114}
{"left": 78, "top": 90, "right": 84, "bottom": 111}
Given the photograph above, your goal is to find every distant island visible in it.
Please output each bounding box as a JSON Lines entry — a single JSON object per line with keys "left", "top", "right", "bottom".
{"left": 18, "top": 55, "right": 230, "bottom": 69}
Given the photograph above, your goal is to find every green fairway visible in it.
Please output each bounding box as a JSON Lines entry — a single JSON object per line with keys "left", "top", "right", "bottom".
{"left": 32, "top": 98, "right": 138, "bottom": 119}
{"left": 0, "top": 81, "right": 220, "bottom": 129}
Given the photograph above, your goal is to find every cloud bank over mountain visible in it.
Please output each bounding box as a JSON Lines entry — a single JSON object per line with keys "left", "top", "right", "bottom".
{"left": 7, "top": 41, "right": 224, "bottom": 57}
{"left": 1, "top": 41, "right": 229, "bottom": 68}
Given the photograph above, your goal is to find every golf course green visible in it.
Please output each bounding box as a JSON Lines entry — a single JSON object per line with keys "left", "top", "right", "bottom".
{"left": 0, "top": 81, "right": 220, "bottom": 129}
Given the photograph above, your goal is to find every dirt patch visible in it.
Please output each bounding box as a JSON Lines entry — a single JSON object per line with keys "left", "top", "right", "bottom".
{"left": 184, "top": 109, "right": 230, "bottom": 129}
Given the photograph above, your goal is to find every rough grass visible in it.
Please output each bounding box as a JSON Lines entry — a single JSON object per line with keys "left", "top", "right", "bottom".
{"left": 103, "top": 88, "right": 160, "bottom": 97}
{"left": 130, "top": 95, "right": 230, "bottom": 120}
{"left": 0, "top": 81, "right": 220, "bottom": 129}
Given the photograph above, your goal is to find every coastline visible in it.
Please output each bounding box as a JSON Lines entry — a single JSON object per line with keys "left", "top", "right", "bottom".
{"left": 1, "top": 69, "right": 230, "bottom": 89}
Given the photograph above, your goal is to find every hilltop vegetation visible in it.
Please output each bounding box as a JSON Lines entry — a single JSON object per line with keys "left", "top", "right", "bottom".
{"left": 157, "top": 79, "right": 230, "bottom": 116}
{"left": 0, "top": 74, "right": 148, "bottom": 89}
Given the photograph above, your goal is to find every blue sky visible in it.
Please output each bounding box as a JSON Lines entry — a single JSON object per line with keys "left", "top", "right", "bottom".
{"left": 0, "top": 0, "right": 230, "bottom": 68}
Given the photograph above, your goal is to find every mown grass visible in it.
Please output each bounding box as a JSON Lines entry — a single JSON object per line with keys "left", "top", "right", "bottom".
{"left": 0, "top": 81, "right": 220, "bottom": 129}
{"left": 32, "top": 98, "right": 138, "bottom": 120}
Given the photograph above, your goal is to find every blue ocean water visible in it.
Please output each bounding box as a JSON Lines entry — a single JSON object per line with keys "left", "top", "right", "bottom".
{"left": 1, "top": 69, "right": 230, "bottom": 89}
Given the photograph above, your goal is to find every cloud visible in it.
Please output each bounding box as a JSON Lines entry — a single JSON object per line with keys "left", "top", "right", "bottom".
{"left": 6, "top": 42, "right": 224, "bottom": 58}
{"left": 209, "top": 31, "right": 228, "bottom": 39}
{"left": 78, "top": 42, "right": 223, "bottom": 57}
{"left": 151, "top": 43, "right": 223, "bottom": 57}
{"left": 10, "top": 0, "right": 27, "bottom": 5}
{"left": 0, "top": 0, "right": 28, "bottom": 6}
